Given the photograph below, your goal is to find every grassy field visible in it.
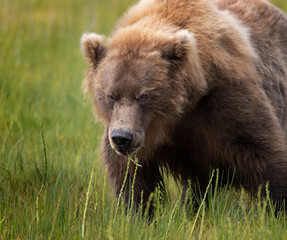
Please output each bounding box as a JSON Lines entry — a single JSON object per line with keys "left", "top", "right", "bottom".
{"left": 1, "top": 0, "right": 287, "bottom": 239}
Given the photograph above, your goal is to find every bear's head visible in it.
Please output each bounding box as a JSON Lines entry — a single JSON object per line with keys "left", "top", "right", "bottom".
{"left": 81, "top": 28, "right": 206, "bottom": 156}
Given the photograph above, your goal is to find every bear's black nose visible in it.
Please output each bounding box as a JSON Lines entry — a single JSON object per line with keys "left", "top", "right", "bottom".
{"left": 111, "top": 130, "right": 133, "bottom": 149}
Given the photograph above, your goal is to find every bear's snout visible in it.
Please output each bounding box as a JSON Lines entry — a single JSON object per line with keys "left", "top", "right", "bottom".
{"left": 111, "top": 129, "right": 133, "bottom": 153}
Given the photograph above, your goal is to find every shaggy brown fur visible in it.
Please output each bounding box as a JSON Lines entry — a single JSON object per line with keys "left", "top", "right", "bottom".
{"left": 81, "top": 0, "right": 287, "bottom": 212}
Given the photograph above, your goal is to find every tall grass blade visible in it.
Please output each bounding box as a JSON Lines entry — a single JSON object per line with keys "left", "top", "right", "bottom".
{"left": 82, "top": 169, "right": 94, "bottom": 238}
{"left": 190, "top": 169, "right": 215, "bottom": 237}
{"left": 113, "top": 157, "right": 131, "bottom": 223}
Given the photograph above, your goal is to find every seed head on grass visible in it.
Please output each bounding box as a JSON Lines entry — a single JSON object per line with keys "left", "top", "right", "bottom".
{"left": 129, "top": 155, "right": 139, "bottom": 218}
{"left": 165, "top": 199, "right": 179, "bottom": 237}
{"left": 113, "top": 157, "right": 131, "bottom": 223}
{"left": 82, "top": 169, "right": 94, "bottom": 238}
{"left": 40, "top": 125, "right": 48, "bottom": 184}
{"left": 190, "top": 169, "right": 215, "bottom": 237}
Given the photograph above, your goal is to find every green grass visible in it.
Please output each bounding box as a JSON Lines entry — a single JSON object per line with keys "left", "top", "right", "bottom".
{"left": 1, "top": 0, "right": 287, "bottom": 239}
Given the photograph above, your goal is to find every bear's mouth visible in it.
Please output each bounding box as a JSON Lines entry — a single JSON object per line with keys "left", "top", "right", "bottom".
{"left": 110, "top": 140, "right": 142, "bottom": 156}
{"left": 115, "top": 149, "right": 129, "bottom": 156}
{"left": 113, "top": 145, "right": 141, "bottom": 156}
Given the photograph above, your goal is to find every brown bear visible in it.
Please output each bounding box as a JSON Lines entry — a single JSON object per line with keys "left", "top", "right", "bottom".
{"left": 81, "top": 0, "right": 287, "bottom": 211}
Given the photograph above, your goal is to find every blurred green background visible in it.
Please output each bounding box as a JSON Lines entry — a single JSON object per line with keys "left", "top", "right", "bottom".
{"left": 0, "top": 0, "right": 287, "bottom": 239}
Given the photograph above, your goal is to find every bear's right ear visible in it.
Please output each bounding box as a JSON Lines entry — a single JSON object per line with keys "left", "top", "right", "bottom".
{"left": 81, "top": 33, "right": 107, "bottom": 68}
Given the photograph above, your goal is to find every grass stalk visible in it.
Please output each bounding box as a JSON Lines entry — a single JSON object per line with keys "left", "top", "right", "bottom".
{"left": 113, "top": 157, "right": 131, "bottom": 223}
{"left": 82, "top": 169, "right": 94, "bottom": 238}
{"left": 40, "top": 125, "right": 48, "bottom": 183}
{"left": 129, "top": 156, "right": 139, "bottom": 218}
{"left": 165, "top": 199, "right": 179, "bottom": 238}
{"left": 214, "top": 168, "right": 219, "bottom": 200}
{"left": 48, "top": 195, "right": 61, "bottom": 240}
{"left": 190, "top": 169, "right": 215, "bottom": 237}
{"left": 198, "top": 202, "right": 205, "bottom": 240}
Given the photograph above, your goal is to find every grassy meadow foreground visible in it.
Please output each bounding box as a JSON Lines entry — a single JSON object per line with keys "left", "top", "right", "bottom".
{"left": 1, "top": 0, "right": 287, "bottom": 239}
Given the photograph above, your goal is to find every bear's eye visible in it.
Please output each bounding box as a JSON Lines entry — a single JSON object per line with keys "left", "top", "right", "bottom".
{"left": 138, "top": 94, "right": 149, "bottom": 103}
{"left": 107, "top": 95, "right": 116, "bottom": 103}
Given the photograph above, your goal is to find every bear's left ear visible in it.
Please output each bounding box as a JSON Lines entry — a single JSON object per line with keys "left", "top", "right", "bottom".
{"left": 161, "top": 30, "right": 207, "bottom": 93}
{"left": 161, "top": 30, "right": 197, "bottom": 65}
{"left": 81, "top": 33, "right": 107, "bottom": 68}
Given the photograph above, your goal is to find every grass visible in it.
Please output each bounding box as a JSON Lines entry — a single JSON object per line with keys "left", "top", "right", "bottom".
{"left": 1, "top": 0, "right": 287, "bottom": 239}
